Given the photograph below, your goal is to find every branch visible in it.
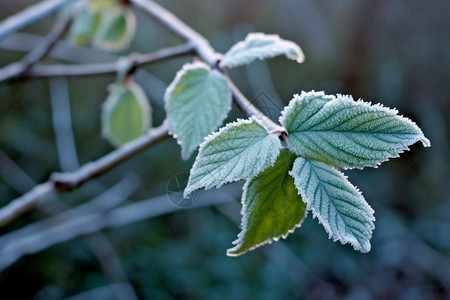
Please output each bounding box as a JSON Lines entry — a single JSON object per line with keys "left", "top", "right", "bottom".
{"left": 0, "top": 122, "right": 169, "bottom": 228}
{"left": 129, "top": 0, "right": 285, "bottom": 134}
{"left": 25, "top": 43, "right": 195, "bottom": 77}
{"left": 0, "top": 0, "right": 77, "bottom": 41}
{"left": 0, "top": 13, "right": 73, "bottom": 82}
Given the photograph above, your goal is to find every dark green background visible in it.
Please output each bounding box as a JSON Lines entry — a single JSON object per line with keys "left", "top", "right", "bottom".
{"left": 0, "top": 0, "right": 449, "bottom": 299}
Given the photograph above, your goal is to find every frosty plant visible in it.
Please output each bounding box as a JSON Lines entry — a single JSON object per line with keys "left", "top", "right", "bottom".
{"left": 0, "top": 0, "right": 430, "bottom": 265}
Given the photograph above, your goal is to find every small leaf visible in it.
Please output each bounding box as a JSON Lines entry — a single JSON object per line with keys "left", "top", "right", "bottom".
{"left": 280, "top": 91, "right": 431, "bottom": 169}
{"left": 94, "top": 7, "right": 136, "bottom": 52}
{"left": 220, "top": 32, "right": 305, "bottom": 69}
{"left": 289, "top": 157, "right": 375, "bottom": 252}
{"left": 165, "top": 62, "right": 232, "bottom": 160}
{"left": 102, "top": 80, "right": 151, "bottom": 146}
{"left": 69, "top": 3, "right": 101, "bottom": 45}
{"left": 184, "top": 117, "right": 281, "bottom": 198}
{"left": 227, "top": 149, "right": 307, "bottom": 256}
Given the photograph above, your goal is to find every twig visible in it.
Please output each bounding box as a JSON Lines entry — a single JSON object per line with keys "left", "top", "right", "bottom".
{"left": 0, "top": 187, "right": 238, "bottom": 271}
{"left": 129, "top": 0, "right": 285, "bottom": 134}
{"left": 0, "top": 0, "right": 77, "bottom": 41}
{"left": 0, "top": 13, "right": 73, "bottom": 82}
{"left": 0, "top": 122, "right": 169, "bottom": 228}
{"left": 27, "top": 43, "right": 194, "bottom": 77}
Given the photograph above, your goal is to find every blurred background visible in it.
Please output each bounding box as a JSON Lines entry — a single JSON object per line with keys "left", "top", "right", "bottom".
{"left": 0, "top": 0, "right": 449, "bottom": 299}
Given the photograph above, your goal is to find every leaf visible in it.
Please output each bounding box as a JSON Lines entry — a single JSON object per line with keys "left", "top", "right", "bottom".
{"left": 102, "top": 80, "right": 151, "bottom": 147}
{"left": 227, "top": 149, "right": 307, "bottom": 256}
{"left": 220, "top": 32, "right": 305, "bottom": 69}
{"left": 93, "top": 7, "right": 136, "bottom": 52}
{"left": 69, "top": 3, "right": 101, "bottom": 45}
{"left": 289, "top": 157, "right": 375, "bottom": 252}
{"left": 165, "top": 62, "right": 232, "bottom": 160}
{"left": 184, "top": 117, "right": 281, "bottom": 198}
{"left": 280, "top": 91, "right": 431, "bottom": 169}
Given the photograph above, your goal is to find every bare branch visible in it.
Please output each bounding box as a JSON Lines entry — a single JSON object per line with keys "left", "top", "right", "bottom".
{"left": 0, "top": 13, "right": 73, "bottom": 82}
{"left": 0, "top": 0, "right": 77, "bottom": 41}
{"left": 26, "top": 43, "right": 194, "bottom": 77}
{"left": 0, "top": 122, "right": 169, "bottom": 228}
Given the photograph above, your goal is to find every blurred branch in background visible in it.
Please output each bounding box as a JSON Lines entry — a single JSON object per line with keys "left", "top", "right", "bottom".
{"left": 0, "top": 186, "right": 238, "bottom": 271}
{"left": 0, "top": 13, "right": 73, "bottom": 82}
{"left": 0, "top": 0, "right": 76, "bottom": 41}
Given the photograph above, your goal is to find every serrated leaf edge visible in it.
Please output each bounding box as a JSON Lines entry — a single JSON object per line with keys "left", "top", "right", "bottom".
{"left": 227, "top": 178, "right": 308, "bottom": 257}
{"left": 184, "top": 116, "right": 281, "bottom": 198}
{"left": 289, "top": 158, "right": 375, "bottom": 252}
{"left": 164, "top": 61, "right": 232, "bottom": 160}
{"left": 280, "top": 91, "right": 431, "bottom": 169}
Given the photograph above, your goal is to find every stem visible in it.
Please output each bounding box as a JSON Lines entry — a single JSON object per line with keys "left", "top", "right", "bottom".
{"left": 0, "top": 0, "right": 78, "bottom": 41}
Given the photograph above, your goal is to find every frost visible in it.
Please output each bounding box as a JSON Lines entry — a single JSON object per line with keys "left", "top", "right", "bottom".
{"left": 290, "top": 157, "right": 375, "bottom": 252}
{"left": 165, "top": 62, "right": 232, "bottom": 159}
{"left": 184, "top": 117, "right": 281, "bottom": 198}
{"left": 280, "top": 91, "right": 431, "bottom": 169}
{"left": 220, "top": 32, "right": 305, "bottom": 69}
{"left": 102, "top": 80, "right": 151, "bottom": 147}
{"left": 227, "top": 149, "right": 307, "bottom": 256}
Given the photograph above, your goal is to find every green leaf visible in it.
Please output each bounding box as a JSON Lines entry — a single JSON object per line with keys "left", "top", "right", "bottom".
{"left": 102, "top": 80, "right": 151, "bottom": 146}
{"left": 289, "top": 157, "right": 375, "bottom": 252}
{"left": 227, "top": 149, "right": 307, "bottom": 256}
{"left": 280, "top": 91, "right": 431, "bottom": 169}
{"left": 220, "top": 32, "right": 305, "bottom": 69}
{"left": 94, "top": 7, "right": 136, "bottom": 52}
{"left": 69, "top": 3, "right": 101, "bottom": 45}
{"left": 184, "top": 117, "right": 281, "bottom": 197}
{"left": 165, "top": 62, "right": 232, "bottom": 160}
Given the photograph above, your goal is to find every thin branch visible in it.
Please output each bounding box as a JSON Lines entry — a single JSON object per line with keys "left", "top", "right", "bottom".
{"left": 0, "top": 122, "right": 169, "bottom": 228}
{"left": 25, "top": 43, "right": 194, "bottom": 77}
{"left": 0, "top": 187, "right": 238, "bottom": 271}
{"left": 0, "top": 13, "right": 73, "bottom": 82}
{"left": 0, "top": 0, "right": 77, "bottom": 41}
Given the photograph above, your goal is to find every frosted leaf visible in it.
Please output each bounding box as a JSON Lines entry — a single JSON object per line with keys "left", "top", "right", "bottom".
{"left": 227, "top": 149, "right": 307, "bottom": 256}
{"left": 290, "top": 157, "right": 375, "bottom": 252}
{"left": 93, "top": 6, "right": 136, "bottom": 52}
{"left": 102, "top": 80, "right": 151, "bottom": 147}
{"left": 165, "top": 62, "right": 232, "bottom": 160}
{"left": 280, "top": 91, "right": 431, "bottom": 169}
{"left": 184, "top": 117, "right": 281, "bottom": 197}
{"left": 220, "top": 32, "right": 305, "bottom": 69}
